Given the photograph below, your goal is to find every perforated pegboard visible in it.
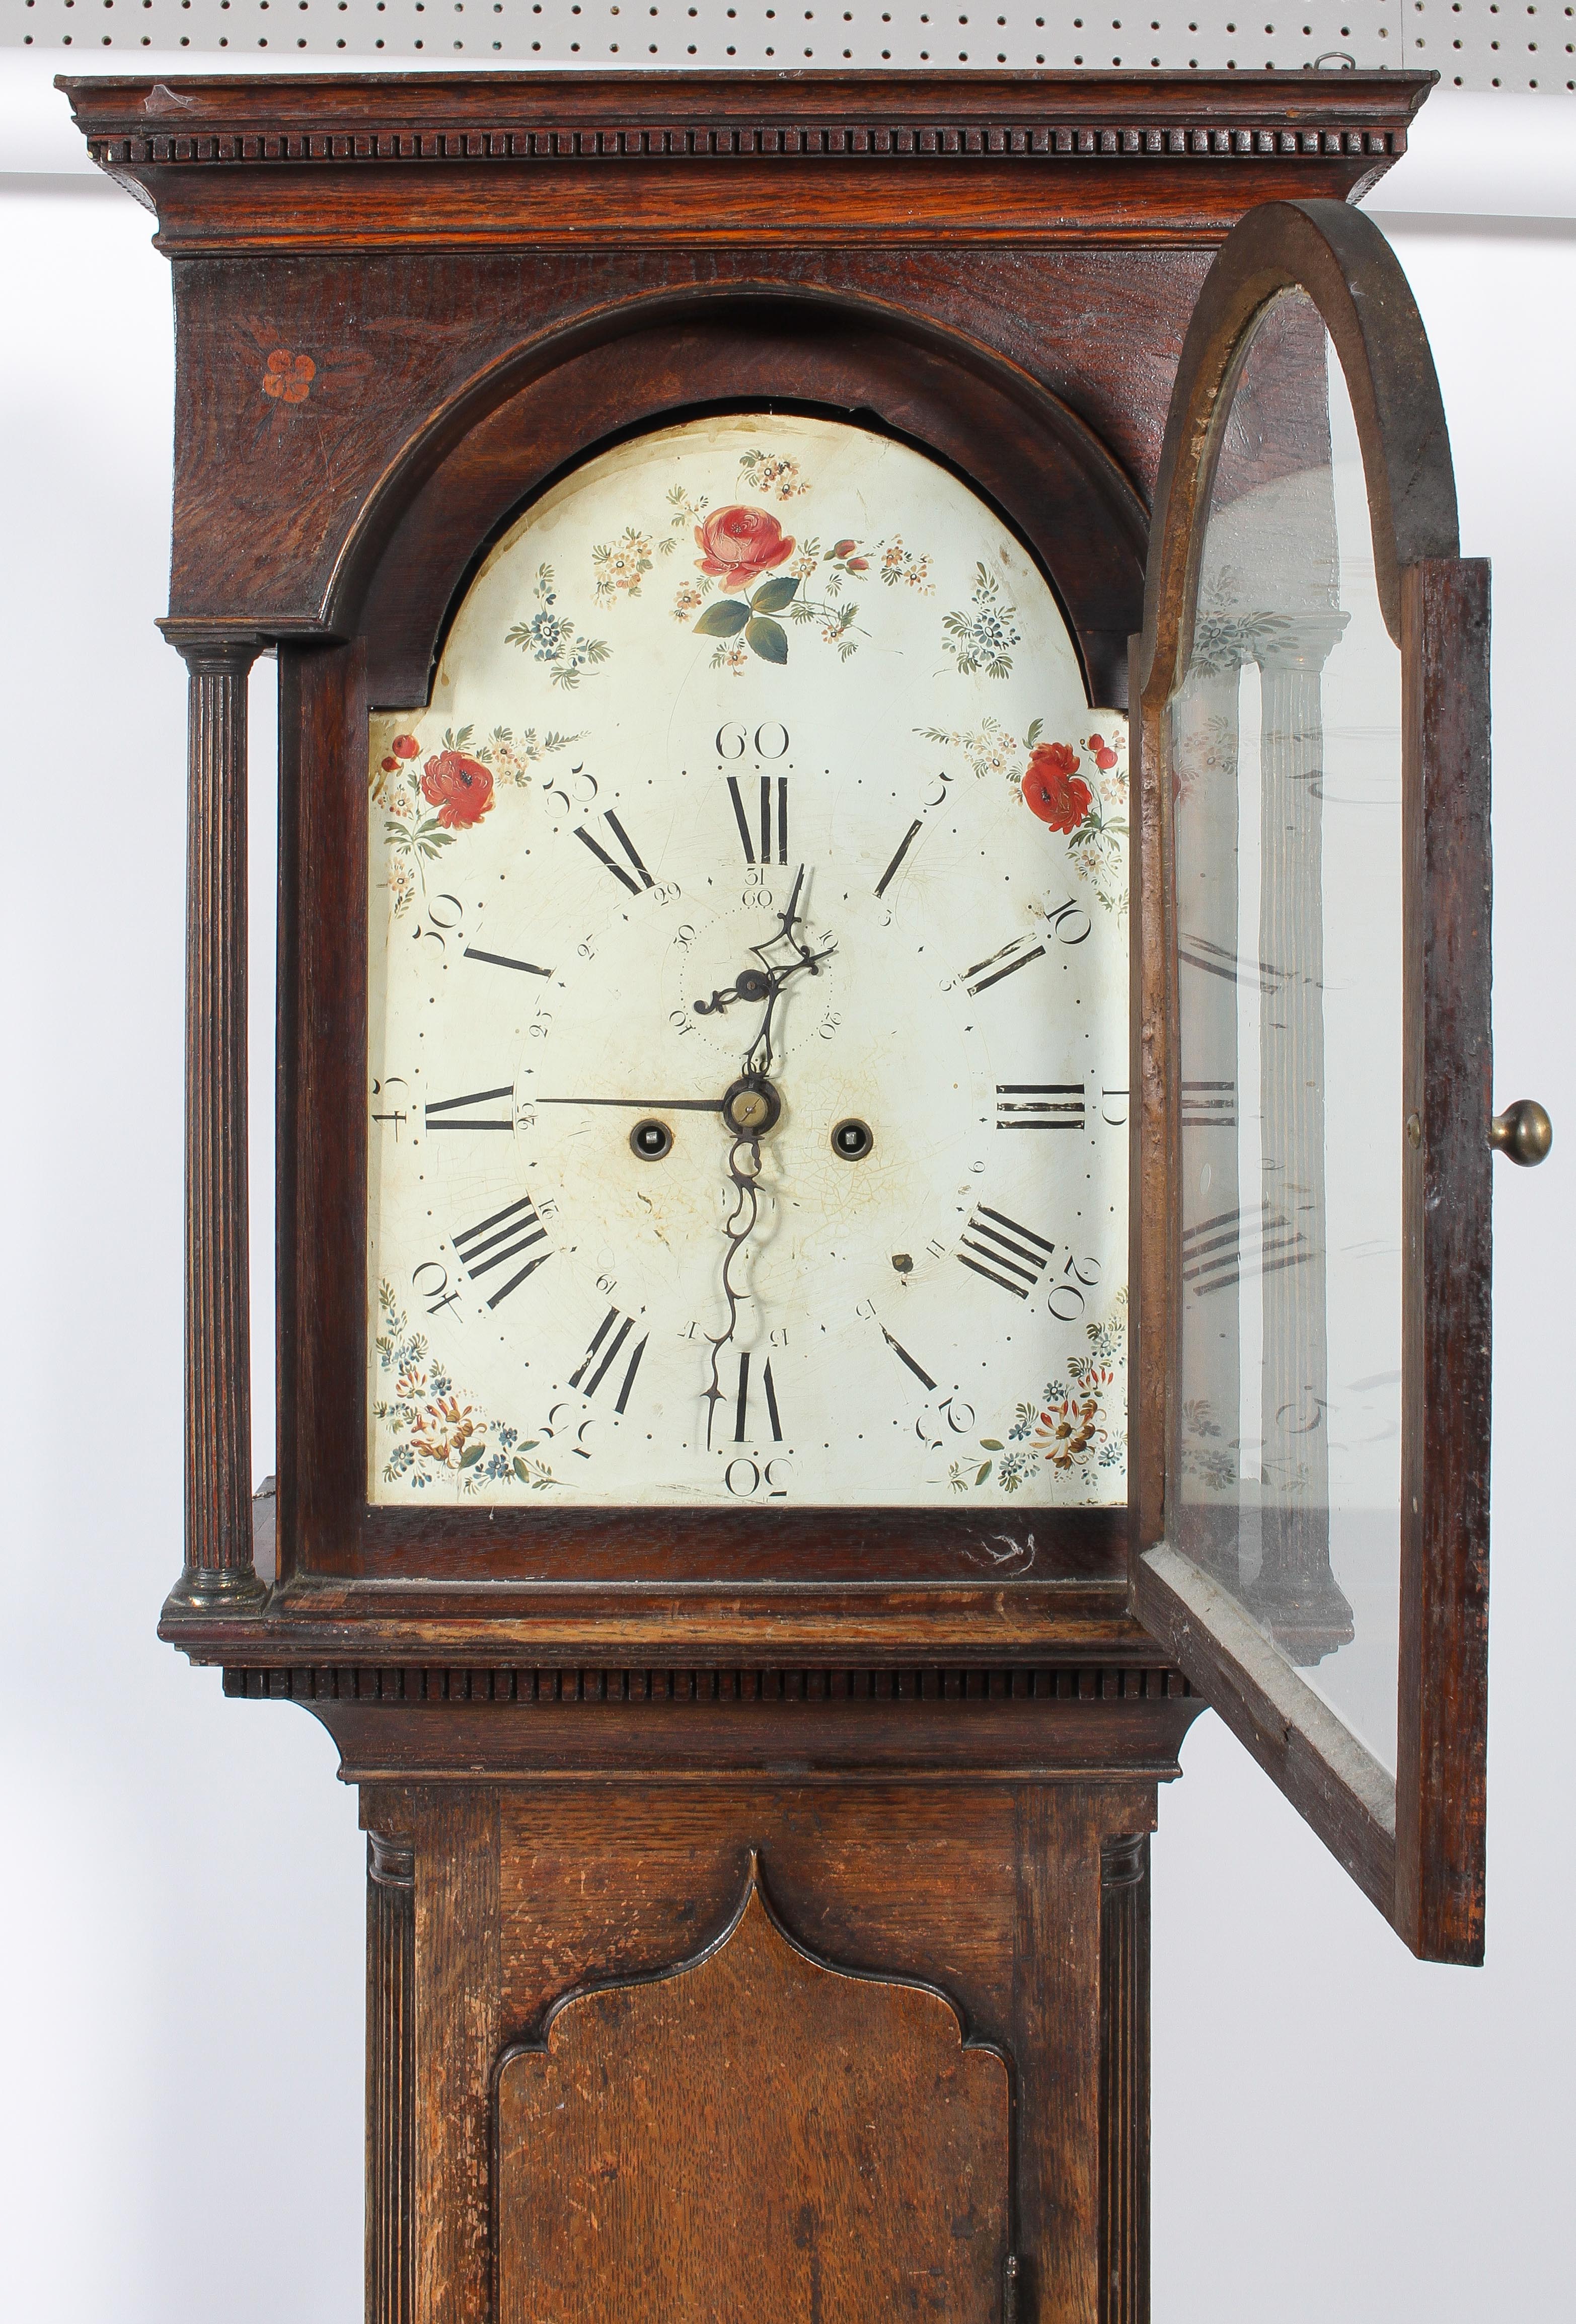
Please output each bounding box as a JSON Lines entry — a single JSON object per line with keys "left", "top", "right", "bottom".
{"left": 8, "top": 0, "right": 1571, "bottom": 92}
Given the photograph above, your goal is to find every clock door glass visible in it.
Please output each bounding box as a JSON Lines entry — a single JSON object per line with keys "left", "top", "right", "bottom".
{"left": 367, "top": 413, "right": 1129, "bottom": 1510}
{"left": 1169, "top": 293, "right": 1404, "bottom": 1771}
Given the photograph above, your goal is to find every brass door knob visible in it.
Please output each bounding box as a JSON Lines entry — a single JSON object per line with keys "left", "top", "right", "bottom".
{"left": 1490, "top": 1099, "right": 1554, "bottom": 1167}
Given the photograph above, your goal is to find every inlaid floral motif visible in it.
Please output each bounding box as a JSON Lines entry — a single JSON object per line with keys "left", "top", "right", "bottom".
{"left": 375, "top": 1283, "right": 559, "bottom": 1494}
{"left": 262, "top": 347, "right": 315, "bottom": 403}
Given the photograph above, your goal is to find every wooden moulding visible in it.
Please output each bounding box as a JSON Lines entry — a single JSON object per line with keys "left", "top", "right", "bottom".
{"left": 59, "top": 71, "right": 1429, "bottom": 252}
{"left": 1129, "top": 200, "right": 1491, "bottom": 1963}
{"left": 222, "top": 1663, "right": 1206, "bottom": 1787}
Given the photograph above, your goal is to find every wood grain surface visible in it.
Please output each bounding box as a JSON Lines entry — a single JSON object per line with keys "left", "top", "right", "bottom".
{"left": 1395, "top": 557, "right": 1492, "bottom": 1966}
{"left": 496, "top": 1863, "right": 1011, "bottom": 2321}
{"left": 353, "top": 1768, "right": 1172, "bottom": 2324}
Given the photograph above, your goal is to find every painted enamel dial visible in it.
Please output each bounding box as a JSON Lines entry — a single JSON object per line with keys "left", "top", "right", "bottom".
{"left": 367, "top": 413, "right": 1129, "bottom": 1510}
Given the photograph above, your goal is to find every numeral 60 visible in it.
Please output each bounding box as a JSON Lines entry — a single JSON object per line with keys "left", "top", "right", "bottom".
{"left": 715, "top": 722, "right": 790, "bottom": 760}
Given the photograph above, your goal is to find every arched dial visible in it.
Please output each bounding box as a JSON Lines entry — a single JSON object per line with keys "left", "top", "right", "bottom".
{"left": 367, "top": 413, "right": 1129, "bottom": 1510}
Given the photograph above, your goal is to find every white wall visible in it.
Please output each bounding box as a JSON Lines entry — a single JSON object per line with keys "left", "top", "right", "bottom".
{"left": 2, "top": 61, "right": 1570, "bottom": 2322}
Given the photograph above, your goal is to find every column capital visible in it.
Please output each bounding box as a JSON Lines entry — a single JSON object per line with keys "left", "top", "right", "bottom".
{"left": 158, "top": 618, "right": 270, "bottom": 676}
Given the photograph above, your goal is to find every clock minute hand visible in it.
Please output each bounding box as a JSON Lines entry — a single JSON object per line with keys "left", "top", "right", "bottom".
{"left": 533, "top": 1095, "right": 726, "bottom": 1112}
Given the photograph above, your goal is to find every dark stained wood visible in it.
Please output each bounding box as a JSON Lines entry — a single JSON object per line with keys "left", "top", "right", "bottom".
{"left": 350, "top": 1768, "right": 1174, "bottom": 2324}
{"left": 171, "top": 1565, "right": 1157, "bottom": 1665}
{"left": 1396, "top": 558, "right": 1493, "bottom": 1966}
{"left": 60, "top": 70, "right": 1427, "bottom": 260}
{"left": 164, "top": 635, "right": 268, "bottom": 1615}
{"left": 367, "top": 1829, "right": 416, "bottom": 2324}
{"left": 1136, "top": 197, "right": 1458, "bottom": 685}
{"left": 353, "top": 308, "right": 1149, "bottom": 711}
{"left": 1136, "top": 1543, "right": 1396, "bottom": 1921}
{"left": 275, "top": 640, "right": 368, "bottom": 1585}
{"left": 1098, "top": 1834, "right": 1150, "bottom": 2324}
{"left": 495, "top": 1861, "right": 1012, "bottom": 2321}
{"left": 415, "top": 1789, "right": 503, "bottom": 2324}
{"left": 222, "top": 1661, "right": 1204, "bottom": 1789}
{"left": 162, "top": 250, "right": 1202, "bottom": 648}
{"left": 1130, "top": 196, "right": 1491, "bottom": 1964}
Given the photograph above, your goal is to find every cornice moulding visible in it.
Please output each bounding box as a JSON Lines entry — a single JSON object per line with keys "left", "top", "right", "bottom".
{"left": 58, "top": 66, "right": 1433, "bottom": 171}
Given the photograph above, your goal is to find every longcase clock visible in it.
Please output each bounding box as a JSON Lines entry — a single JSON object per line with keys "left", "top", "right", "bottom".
{"left": 60, "top": 65, "right": 1550, "bottom": 2323}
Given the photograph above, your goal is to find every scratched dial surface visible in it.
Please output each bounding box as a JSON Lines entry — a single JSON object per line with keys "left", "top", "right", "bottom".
{"left": 367, "top": 413, "right": 1129, "bottom": 1509}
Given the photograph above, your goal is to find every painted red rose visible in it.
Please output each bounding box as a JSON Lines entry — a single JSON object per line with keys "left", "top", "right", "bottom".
{"left": 421, "top": 750, "right": 494, "bottom": 830}
{"left": 1086, "top": 731, "right": 1118, "bottom": 772}
{"left": 694, "top": 504, "right": 795, "bottom": 589}
{"left": 391, "top": 734, "right": 420, "bottom": 760}
{"left": 1022, "top": 741, "right": 1093, "bottom": 834}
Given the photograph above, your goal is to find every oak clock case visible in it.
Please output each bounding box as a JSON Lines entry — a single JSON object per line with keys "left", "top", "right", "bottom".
{"left": 59, "top": 65, "right": 1545, "bottom": 2324}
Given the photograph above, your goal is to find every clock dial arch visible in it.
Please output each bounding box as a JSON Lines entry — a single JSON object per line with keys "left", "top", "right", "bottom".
{"left": 340, "top": 294, "right": 1148, "bottom": 711}
{"left": 366, "top": 408, "right": 1131, "bottom": 1526}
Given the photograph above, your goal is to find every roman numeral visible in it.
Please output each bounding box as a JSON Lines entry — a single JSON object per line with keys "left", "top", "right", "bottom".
{"left": 880, "top": 1327, "right": 937, "bottom": 1393}
{"left": 726, "top": 775, "right": 789, "bottom": 867}
{"left": 1182, "top": 1205, "right": 1312, "bottom": 1298}
{"left": 962, "top": 938, "right": 1047, "bottom": 998}
{"left": 463, "top": 945, "right": 553, "bottom": 978}
{"left": 1181, "top": 1080, "right": 1237, "bottom": 1129}
{"left": 956, "top": 1205, "right": 1056, "bottom": 1300}
{"left": 732, "top": 1351, "right": 784, "bottom": 1443}
{"left": 996, "top": 1084, "right": 1085, "bottom": 1131}
{"left": 874, "top": 816, "right": 923, "bottom": 900}
{"left": 425, "top": 1084, "right": 514, "bottom": 1133}
{"left": 574, "top": 811, "right": 653, "bottom": 895}
{"left": 451, "top": 1193, "right": 550, "bottom": 1307}
{"left": 569, "top": 1307, "right": 648, "bottom": 1412}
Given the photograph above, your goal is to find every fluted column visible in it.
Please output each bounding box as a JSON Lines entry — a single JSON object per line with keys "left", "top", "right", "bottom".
{"left": 367, "top": 1832, "right": 416, "bottom": 2324}
{"left": 1098, "top": 1832, "right": 1150, "bottom": 2324}
{"left": 165, "top": 636, "right": 267, "bottom": 1613}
